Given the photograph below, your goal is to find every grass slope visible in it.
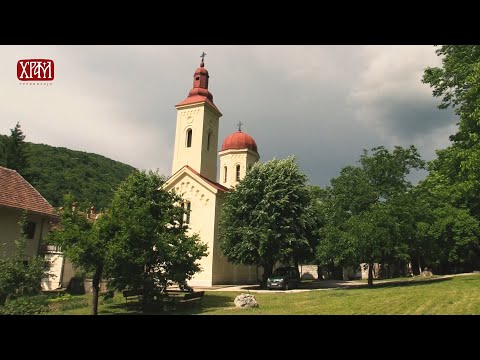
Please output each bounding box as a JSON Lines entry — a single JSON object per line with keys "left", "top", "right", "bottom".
{"left": 53, "top": 274, "right": 480, "bottom": 315}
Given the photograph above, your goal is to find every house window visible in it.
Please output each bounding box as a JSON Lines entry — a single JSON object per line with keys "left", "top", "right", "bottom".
{"left": 23, "top": 221, "right": 36, "bottom": 239}
{"left": 183, "top": 201, "right": 191, "bottom": 225}
{"left": 186, "top": 129, "right": 192, "bottom": 148}
{"left": 236, "top": 165, "right": 241, "bottom": 182}
{"left": 248, "top": 164, "right": 253, "bottom": 171}
{"left": 207, "top": 132, "right": 211, "bottom": 151}
{"left": 224, "top": 166, "right": 228, "bottom": 183}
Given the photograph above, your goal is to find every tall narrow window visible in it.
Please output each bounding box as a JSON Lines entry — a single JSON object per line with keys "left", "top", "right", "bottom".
{"left": 23, "top": 221, "right": 36, "bottom": 239}
{"left": 236, "top": 165, "right": 241, "bottom": 182}
{"left": 207, "top": 132, "right": 212, "bottom": 151}
{"left": 224, "top": 166, "right": 228, "bottom": 183}
{"left": 183, "top": 201, "right": 191, "bottom": 224}
{"left": 186, "top": 129, "right": 192, "bottom": 148}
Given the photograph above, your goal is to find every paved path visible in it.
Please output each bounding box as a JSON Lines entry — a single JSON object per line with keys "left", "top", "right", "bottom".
{"left": 194, "top": 279, "right": 369, "bottom": 293}
{"left": 192, "top": 273, "right": 479, "bottom": 293}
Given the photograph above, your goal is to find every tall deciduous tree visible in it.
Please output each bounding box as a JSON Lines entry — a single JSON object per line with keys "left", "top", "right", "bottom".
{"left": 4, "top": 122, "right": 27, "bottom": 174}
{"left": 46, "top": 195, "right": 110, "bottom": 315}
{"left": 105, "top": 170, "right": 208, "bottom": 304}
{"left": 300, "top": 185, "right": 326, "bottom": 279}
{"left": 317, "top": 146, "right": 425, "bottom": 286}
{"left": 219, "top": 156, "right": 314, "bottom": 287}
{"left": 414, "top": 178, "right": 480, "bottom": 273}
{"left": 0, "top": 137, "right": 4, "bottom": 167}
{"left": 422, "top": 45, "right": 480, "bottom": 216}
{"left": 421, "top": 45, "right": 480, "bottom": 269}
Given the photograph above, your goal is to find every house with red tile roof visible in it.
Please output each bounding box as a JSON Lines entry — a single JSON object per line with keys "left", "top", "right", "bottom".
{"left": 0, "top": 166, "right": 74, "bottom": 290}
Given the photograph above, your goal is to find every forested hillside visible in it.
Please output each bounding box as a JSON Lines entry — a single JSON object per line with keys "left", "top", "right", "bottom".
{"left": 0, "top": 134, "right": 136, "bottom": 209}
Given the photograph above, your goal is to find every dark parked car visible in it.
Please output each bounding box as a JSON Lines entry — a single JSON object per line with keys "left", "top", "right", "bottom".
{"left": 266, "top": 266, "right": 301, "bottom": 290}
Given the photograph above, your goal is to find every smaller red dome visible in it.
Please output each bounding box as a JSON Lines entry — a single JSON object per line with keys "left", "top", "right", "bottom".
{"left": 221, "top": 131, "right": 258, "bottom": 153}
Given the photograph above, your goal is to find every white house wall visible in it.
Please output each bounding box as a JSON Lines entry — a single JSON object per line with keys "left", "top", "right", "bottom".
{"left": 0, "top": 206, "right": 50, "bottom": 259}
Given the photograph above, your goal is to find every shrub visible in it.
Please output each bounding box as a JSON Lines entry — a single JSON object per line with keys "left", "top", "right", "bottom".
{"left": 0, "top": 295, "right": 49, "bottom": 315}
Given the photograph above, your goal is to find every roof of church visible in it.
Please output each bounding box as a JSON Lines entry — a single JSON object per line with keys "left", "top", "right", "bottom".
{"left": 176, "top": 95, "right": 221, "bottom": 114}
{"left": 221, "top": 130, "right": 258, "bottom": 153}
{"left": 0, "top": 166, "right": 56, "bottom": 217}
{"left": 166, "top": 165, "right": 229, "bottom": 193}
{"left": 175, "top": 61, "right": 222, "bottom": 115}
{"left": 185, "top": 166, "right": 229, "bottom": 192}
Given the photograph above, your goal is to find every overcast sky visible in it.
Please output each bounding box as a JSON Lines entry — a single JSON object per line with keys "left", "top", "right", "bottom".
{"left": 0, "top": 45, "right": 456, "bottom": 187}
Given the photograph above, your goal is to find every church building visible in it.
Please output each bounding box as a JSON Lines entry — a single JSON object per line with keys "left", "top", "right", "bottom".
{"left": 163, "top": 56, "right": 260, "bottom": 287}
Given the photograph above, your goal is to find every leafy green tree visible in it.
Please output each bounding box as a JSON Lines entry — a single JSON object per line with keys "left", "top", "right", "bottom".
{"left": 359, "top": 145, "right": 425, "bottom": 199}
{"left": 300, "top": 186, "right": 327, "bottom": 279}
{"left": 422, "top": 45, "right": 480, "bottom": 217}
{"left": 422, "top": 46, "right": 480, "bottom": 134}
{"left": 419, "top": 205, "right": 480, "bottom": 273}
{"left": 46, "top": 195, "right": 110, "bottom": 315}
{"left": 105, "top": 170, "right": 208, "bottom": 304}
{"left": 0, "top": 136, "right": 4, "bottom": 167}
{"left": 317, "top": 146, "right": 425, "bottom": 286}
{"left": 3, "top": 122, "right": 27, "bottom": 174}
{"left": 421, "top": 45, "right": 480, "bottom": 269}
{"left": 414, "top": 180, "right": 480, "bottom": 273}
{"left": 0, "top": 214, "right": 49, "bottom": 307}
{"left": 219, "top": 156, "right": 314, "bottom": 287}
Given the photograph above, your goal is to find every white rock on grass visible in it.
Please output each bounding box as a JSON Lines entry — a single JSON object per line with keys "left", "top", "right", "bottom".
{"left": 234, "top": 293, "right": 259, "bottom": 308}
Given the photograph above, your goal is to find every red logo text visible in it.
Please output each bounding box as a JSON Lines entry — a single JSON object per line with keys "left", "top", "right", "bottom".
{"left": 17, "top": 59, "right": 54, "bottom": 81}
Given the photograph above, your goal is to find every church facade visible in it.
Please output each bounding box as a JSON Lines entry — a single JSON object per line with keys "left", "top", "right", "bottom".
{"left": 163, "top": 58, "right": 260, "bottom": 287}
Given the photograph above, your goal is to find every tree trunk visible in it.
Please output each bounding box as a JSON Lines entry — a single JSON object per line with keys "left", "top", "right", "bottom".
{"left": 317, "top": 265, "right": 323, "bottom": 281}
{"left": 262, "top": 262, "right": 274, "bottom": 288}
{"left": 367, "top": 262, "right": 374, "bottom": 287}
{"left": 91, "top": 265, "right": 103, "bottom": 315}
{"left": 417, "top": 255, "right": 422, "bottom": 274}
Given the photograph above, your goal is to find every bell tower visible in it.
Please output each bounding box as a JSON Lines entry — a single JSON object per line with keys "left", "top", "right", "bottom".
{"left": 171, "top": 53, "right": 222, "bottom": 182}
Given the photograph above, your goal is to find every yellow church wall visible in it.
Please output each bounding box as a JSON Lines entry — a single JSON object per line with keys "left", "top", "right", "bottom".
{"left": 199, "top": 106, "right": 221, "bottom": 181}
{"left": 212, "top": 252, "right": 260, "bottom": 285}
{"left": 167, "top": 171, "right": 219, "bottom": 287}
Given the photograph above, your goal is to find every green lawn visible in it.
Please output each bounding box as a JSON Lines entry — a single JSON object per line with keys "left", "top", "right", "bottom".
{"left": 52, "top": 274, "right": 480, "bottom": 315}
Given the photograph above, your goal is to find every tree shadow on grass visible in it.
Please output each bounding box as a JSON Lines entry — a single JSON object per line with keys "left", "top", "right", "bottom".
{"left": 345, "top": 276, "right": 453, "bottom": 291}
{"left": 99, "top": 301, "right": 144, "bottom": 315}
{"left": 100, "top": 294, "right": 234, "bottom": 315}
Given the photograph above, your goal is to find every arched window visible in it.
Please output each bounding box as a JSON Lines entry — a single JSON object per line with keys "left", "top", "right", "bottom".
{"left": 236, "top": 164, "right": 241, "bottom": 182}
{"left": 224, "top": 166, "right": 228, "bottom": 183}
{"left": 207, "top": 132, "right": 211, "bottom": 151}
{"left": 248, "top": 164, "right": 253, "bottom": 171}
{"left": 186, "top": 129, "right": 192, "bottom": 148}
{"left": 183, "top": 201, "right": 191, "bottom": 224}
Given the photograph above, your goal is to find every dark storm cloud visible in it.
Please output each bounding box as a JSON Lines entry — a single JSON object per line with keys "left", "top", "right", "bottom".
{"left": 0, "top": 45, "right": 454, "bottom": 188}
{"left": 383, "top": 100, "right": 455, "bottom": 138}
